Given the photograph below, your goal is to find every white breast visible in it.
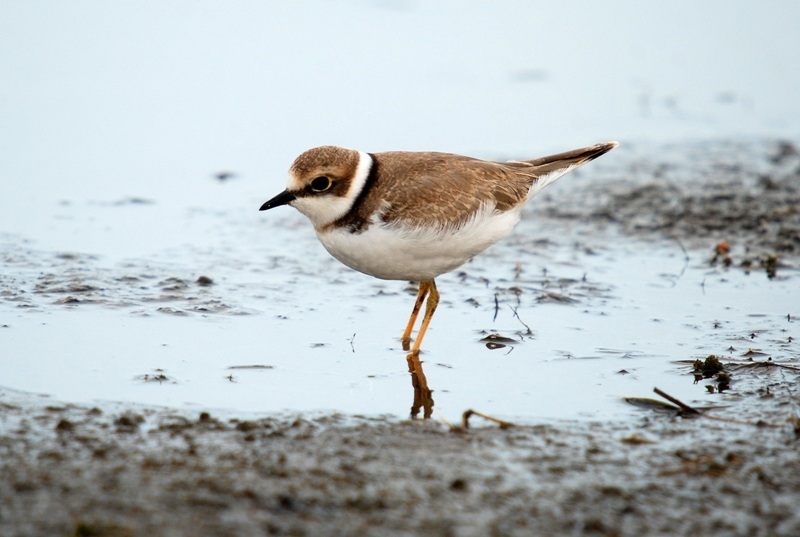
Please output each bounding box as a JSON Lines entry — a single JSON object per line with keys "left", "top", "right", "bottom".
{"left": 316, "top": 204, "right": 522, "bottom": 281}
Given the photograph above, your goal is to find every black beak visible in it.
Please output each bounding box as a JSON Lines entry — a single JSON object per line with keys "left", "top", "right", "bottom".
{"left": 259, "top": 190, "right": 296, "bottom": 211}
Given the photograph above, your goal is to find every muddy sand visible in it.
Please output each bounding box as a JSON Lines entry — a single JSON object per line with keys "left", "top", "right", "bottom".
{"left": 2, "top": 139, "right": 800, "bottom": 536}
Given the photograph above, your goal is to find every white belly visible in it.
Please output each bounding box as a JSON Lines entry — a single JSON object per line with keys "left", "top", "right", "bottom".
{"left": 315, "top": 207, "right": 522, "bottom": 281}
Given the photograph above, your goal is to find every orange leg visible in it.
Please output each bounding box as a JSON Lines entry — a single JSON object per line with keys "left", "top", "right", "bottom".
{"left": 408, "top": 279, "right": 439, "bottom": 357}
{"left": 401, "top": 281, "right": 431, "bottom": 351}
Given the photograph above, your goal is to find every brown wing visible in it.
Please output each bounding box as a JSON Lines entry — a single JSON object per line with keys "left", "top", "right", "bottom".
{"left": 369, "top": 141, "right": 617, "bottom": 230}
{"left": 370, "top": 152, "right": 532, "bottom": 230}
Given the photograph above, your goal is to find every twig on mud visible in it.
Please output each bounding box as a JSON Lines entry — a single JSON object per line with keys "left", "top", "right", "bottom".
{"left": 652, "top": 387, "right": 784, "bottom": 429}
{"left": 462, "top": 409, "right": 514, "bottom": 430}
{"left": 510, "top": 305, "right": 533, "bottom": 336}
{"left": 730, "top": 358, "right": 800, "bottom": 372}
{"left": 669, "top": 236, "right": 690, "bottom": 287}
{"left": 653, "top": 387, "right": 701, "bottom": 416}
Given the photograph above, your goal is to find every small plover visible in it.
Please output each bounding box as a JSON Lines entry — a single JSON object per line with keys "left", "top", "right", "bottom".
{"left": 260, "top": 141, "right": 617, "bottom": 356}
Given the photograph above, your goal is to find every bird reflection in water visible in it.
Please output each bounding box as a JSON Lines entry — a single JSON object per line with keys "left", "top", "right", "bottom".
{"left": 406, "top": 351, "right": 433, "bottom": 419}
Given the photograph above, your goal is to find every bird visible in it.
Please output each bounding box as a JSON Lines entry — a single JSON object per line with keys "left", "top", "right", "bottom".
{"left": 260, "top": 141, "right": 618, "bottom": 358}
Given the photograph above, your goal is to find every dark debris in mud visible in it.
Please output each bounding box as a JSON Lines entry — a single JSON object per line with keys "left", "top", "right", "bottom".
{"left": 0, "top": 249, "right": 250, "bottom": 316}
{"left": 136, "top": 369, "right": 172, "bottom": 384}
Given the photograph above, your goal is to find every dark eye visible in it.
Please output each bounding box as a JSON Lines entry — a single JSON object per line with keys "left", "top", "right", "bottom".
{"left": 310, "top": 176, "right": 331, "bottom": 192}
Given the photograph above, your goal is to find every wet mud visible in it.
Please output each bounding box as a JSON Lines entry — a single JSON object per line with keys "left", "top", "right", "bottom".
{"left": 541, "top": 139, "right": 800, "bottom": 275}
{"left": 2, "top": 139, "right": 800, "bottom": 536}
{"left": 1, "top": 385, "right": 799, "bottom": 537}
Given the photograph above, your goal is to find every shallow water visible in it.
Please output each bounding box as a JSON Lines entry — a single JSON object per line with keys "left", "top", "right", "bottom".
{"left": 1, "top": 1, "right": 799, "bottom": 422}
{"left": 2, "top": 185, "right": 797, "bottom": 422}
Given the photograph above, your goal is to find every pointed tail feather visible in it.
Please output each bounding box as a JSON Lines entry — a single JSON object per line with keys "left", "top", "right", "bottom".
{"left": 525, "top": 141, "right": 619, "bottom": 169}
{"left": 512, "top": 141, "right": 618, "bottom": 200}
